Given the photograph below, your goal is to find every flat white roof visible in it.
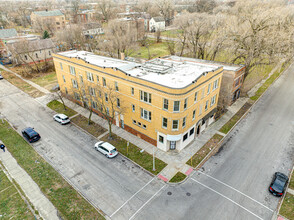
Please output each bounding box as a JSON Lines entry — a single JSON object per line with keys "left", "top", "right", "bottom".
{"left": 57, "top": 51, "right": 220, "bottom": 89}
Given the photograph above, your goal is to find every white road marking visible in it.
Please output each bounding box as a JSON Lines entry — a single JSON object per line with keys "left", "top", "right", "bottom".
{"left": 196, "top": 171, "right": 273, "bottom": 212}
{"left": 128, "top": 185, "right": 166, "bottom": 220}
{"left": 191, "top": 178, "right": 264, "bottom": 220}
{"left": 110, "top": 178, "right": 155, "bottom": 218}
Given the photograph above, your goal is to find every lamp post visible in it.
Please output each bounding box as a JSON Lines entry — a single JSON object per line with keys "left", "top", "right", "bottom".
{"left": 152, "top": 146, "right": 156, "bottom": 171}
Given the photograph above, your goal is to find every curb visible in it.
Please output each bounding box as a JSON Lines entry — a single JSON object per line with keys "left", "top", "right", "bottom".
{"left": 2, "top": 117, "right": 107, "bottom": 219}
{"left": 191, "top": 60, "right": 292, "bottom": 172}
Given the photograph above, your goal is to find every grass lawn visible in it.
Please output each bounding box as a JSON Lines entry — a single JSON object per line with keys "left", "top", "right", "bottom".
{"left": 101, "top": 134, "right": 167, "bottom": 175}
{"left": 47, "top": 100, "right": 77, "bottom": 117}
{"left": 0, "top": 120, "right": 104, "bottom": 220}
{"left": 133, "top": 40, "right": 170, "bottom": 60}
{"left": 161, "top": 29, "right": 183, "bottom": 38}
{"left": 0, "top": 71, "right": 44, "bottom": 98}
{"left": 169, "top": 172, "right": 187, "bottom": 183}
{"left": 71, "top": 114, "right": 107, "bottom": 137}
{"left": 289, "top": 173, "right": 294, "bottom": 190}
{"left": 31, "top": 72, "right": 58, "bottom": 91}
{"left": 219, "top": 102, "right": 252, "bottom": 134}
{"left": 0, "top": 169, "right": 35, "bottom": 219}
{"left": 187, "top": 134, "right": 224, "bottom": 168}
{"left": 250, "top": 65, "right": 287, "bottom": 101}
{"left": 279, "top": 193, "right": 294, "bottom": 220}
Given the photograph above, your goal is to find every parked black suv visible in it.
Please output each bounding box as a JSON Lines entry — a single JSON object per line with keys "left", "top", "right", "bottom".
{"left": 22, "top": 127, "right": 41, "bottom": 143}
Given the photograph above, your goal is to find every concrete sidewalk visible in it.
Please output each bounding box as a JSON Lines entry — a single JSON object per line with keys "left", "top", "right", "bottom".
{"left": 37, "top": 94, "right": 248, "bottom": 180}
{"left": 0, "top": 148, "right": 59, "bottom": 220}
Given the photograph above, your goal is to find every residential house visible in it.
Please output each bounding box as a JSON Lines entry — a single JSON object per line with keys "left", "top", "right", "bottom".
{"left": 53, "top": 51, "right": 223, "bottom": 152}
{"left": 82, "top": 23, "right": 104, "bottom": 38}
{"left": 0, "top": 28, "right": 18, "bottom": 56}
{"left": 30, "top": 10, "right": 66, "bottom": 32}
{"left": 165, "top": 56, "right": 245, "bottom": 107}
{"left": 141, "top": 13, "right": 151, "bottom": 31}
{"left": 7, "top": 38, "right": 55, "bottom": 65}
{"left": 149, "top": 17, "right": 165, "bottom": 32}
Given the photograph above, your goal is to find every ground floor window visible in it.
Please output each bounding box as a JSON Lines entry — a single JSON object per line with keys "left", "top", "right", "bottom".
{"left": 190, "top": 127, "right": 195, "bottom": 136}
{"left": 183, "top": 133, "right": 188, "bottom": 141}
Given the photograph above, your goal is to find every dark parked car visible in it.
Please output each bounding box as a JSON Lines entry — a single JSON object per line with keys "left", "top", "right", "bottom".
{"left": 0, "top": 74, "right": 3, "bottom": 80}
{"left": 269, "top": 172, "right": 289, "bottom": 196}
{"left": 21, "top": 127, "right": 41, "bottom": 143}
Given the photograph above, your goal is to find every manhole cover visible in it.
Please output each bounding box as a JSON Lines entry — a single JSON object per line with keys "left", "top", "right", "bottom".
{"left": 186, "top": 192, "right": 191, "bottom": 196}
{"left": 167, "top": 192, "right": 172, "bottom": 195}
{"left": 122, "top": 159, "right": 125, "bottom": 162}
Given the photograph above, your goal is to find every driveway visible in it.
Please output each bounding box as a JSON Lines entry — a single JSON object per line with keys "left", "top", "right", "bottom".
{"left": 130, "top": 65, "right": 294, "bottom": 219}
{"left": 0, "top": 80, "right": 165, "bottom": 219}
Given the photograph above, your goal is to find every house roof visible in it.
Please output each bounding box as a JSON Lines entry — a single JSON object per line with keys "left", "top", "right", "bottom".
{"left": 0, "top": 29, "right": 18, "bottom": 39}
{"left": 32, "top": 10, "right": 64, "bottom": 17}
{"left": 153, "top": 17, "right": 165, "bottom": 22}
{"left": 7, "top": 38, "right": 55, "bottom": 53}
{"left": 56, "top": 50, "right": 220, "bottom": 89}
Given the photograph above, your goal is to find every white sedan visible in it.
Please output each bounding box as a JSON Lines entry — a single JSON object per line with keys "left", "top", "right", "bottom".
{"left": 94, "top": 141, "right": 118, "bottom": 158}
{"left": 53, "top": 114, "right": 70, "bottom": 125}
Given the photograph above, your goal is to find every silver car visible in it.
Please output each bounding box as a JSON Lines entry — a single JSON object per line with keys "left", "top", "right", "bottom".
{"left": 94, "top": 141, "right": 118, "bottom": 158}
{"left": 53, "top": 114, "right": 70, "bottom": 125}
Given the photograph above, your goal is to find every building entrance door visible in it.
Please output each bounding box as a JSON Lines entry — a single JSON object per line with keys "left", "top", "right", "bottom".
{"left": 197, "top": 124, "right": 201, "bottom": 136}
{"left": 170, "top": 141, "right": 176, "bottom": 150}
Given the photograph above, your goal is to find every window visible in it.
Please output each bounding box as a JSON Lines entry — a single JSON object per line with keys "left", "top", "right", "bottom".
{"left": 117, "top": 98, "right": 120, "bottom": 107}
{"left": 159, "top": 135, "right": 164, "bottom": 143}
{"left": 213, "top": 79, "right": 219, "bottom": 90}
{"left": 24, "top": 55, "right": 28, "bottom": 60}
{"left": 98, "top": 90, "right": 101, "bottom": 97}
{"left": 140, "top": 91, "right": 152, "bottom": 103}
{"left": 48, "top": 50, "right": 51, "bottom": 56}
{"left": 70, "top": 66, "right": 76, "bottom": 75}
{"left": 133, "top": 120, "right": 137, "bottom": 124}
{"left": 65, "top": 87, "right": 68, "bottom": 94}
{"left": 201, "top": 88, "right": 205, "bottom": 99}
{"left": 74, "top": 92, "right": 80, "bottom": 100}
{"left": 115, "top": 82, "right": 119, "bottom": 91}
{"left": 183, "top": 133, "right": 188, "bottom": 141}
{"left": 138, "top": 122, "right": 142, "bottom": 127}
{"left": 62, "top": 75, "right": 66, "bottom": 83}
{"left": 106, "top": 107, "right": 109, "bottom": 115}
{"left": 96, "top": 75, "right": 99, "bottom": 83}
{"left": 87, "top": 72, "right": 94, "bottom": 82}
{"left": 190, "top": 128, "right": 195, "bottom": 136}
{"left": 173, "top": 101, "right": 180, "bottom": 112}
{"left": 72, "top": 79, "right": 78, "bottom": 88}
{"left": 56, "top": 22, "right": 60, "bottom": 25}
{"left": 162, "top": 117, "right": 167, "bottom": 129}
{"left": 60, "top": 62, "right": 63, "bottom": 70}
{"left": 143, "top": 124, "right": 147, "bottom": 129}
{"left": 79, "top": 75, "right": 83, "bottom": 85}
{"left": 172, "top": 120, "right": 179, "bottom": 130}
{"left": 132, "top": 104, "right": 135, "bottom": 112}
{"left": 131, "top": 87, "right": 134, "bottom": 95}
{"left": 141, "top": 108, "right": 151, "bottom": 121}
{"left": 234, "top": 78, "right": 240, "bottom": 87}
{"left": 103, "top": 77, "right": 106, "bottom": 86}
{"left": 89, "top": 87, "right": 95, "bottom": 96}
{"left": 205, "top": 100, "right": 209, "bottom": 111}
{"left": 194, "top": 91, "right": 198, "bottom": 102}
{"left": 92, "top": 101, "right": 97, "bottom": 109}
{"left": 199, "top": 104, "right": 203, "bottom": 115}
{"left": 207, "top": 84, "right": 211, "bottom": 94}
{"left": 105, "top": 93, "right": 108, "bottom": 102}
{"left": 184, "top": 98, "right": 188, "bottom": 110}
{"left": 210, "top": 95, "right": 216, "bottom": 106}
{"left": 193, "top": 110, "right": 196, "bottom": 120}
{"left": 82, "top": 89, "right": 86, "bottom": 96}
{"left": 182, "top": 117, "right": 186, "bottom": 128}
{"left": 163, "top": 99, "right": 169, "bottom": 110}
{"left": 35, "top": 53, "right": 38, "bottom": 58}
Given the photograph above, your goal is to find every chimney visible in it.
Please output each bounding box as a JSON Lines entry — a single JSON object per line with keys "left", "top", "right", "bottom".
{"left": 120, "top": 52, "right": 125, "bottom": 60}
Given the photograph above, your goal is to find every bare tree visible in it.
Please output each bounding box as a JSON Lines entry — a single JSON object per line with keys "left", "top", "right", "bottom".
{"left": 102, "top": 20, "right": 139, "bottom": 59}
{"left": 156, "top": 0, "right": 174, "bottom": 26}
{"left": 94, "top": 83, "right": 125, "bottom": 140}
{"left": 95, "top": 0, "right": 114, "bottom": 22}
{"left": 71, "top": 0, "right": 80, "bottom": 24}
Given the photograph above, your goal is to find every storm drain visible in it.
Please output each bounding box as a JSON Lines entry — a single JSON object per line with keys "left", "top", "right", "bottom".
{"left": 186, "top": 192, "right": 191, "bottom": 196}
{"left": 167, "top": 191, "right": 172, "bottom": 196}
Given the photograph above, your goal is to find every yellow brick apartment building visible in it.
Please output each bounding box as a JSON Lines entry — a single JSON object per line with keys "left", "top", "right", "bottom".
{"left": 53, "top": 51, "right": 223, "bottom": 152}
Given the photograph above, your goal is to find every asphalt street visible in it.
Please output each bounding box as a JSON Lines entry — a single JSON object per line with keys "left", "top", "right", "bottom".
{"left": 0, "top": 80, "right": 165, "bottom": 219}
{"left": 132, "top": 65, "right": 294, "bottom": 220}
